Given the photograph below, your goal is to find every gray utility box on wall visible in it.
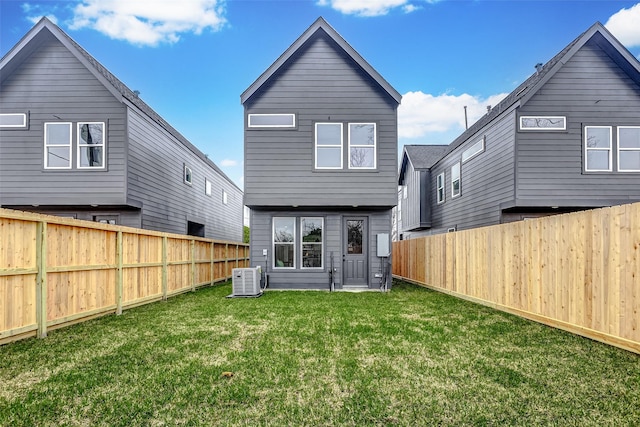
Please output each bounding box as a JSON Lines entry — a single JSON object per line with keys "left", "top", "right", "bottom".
{"left": 377, "top": 233, "right": 390, "bottom": 257}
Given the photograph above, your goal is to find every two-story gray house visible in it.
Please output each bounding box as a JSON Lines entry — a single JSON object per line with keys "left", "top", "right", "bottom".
{"left": 0, "top": 18, "right": 243, "bottom": 241}
{"left": 241, "top": 18, "right": 401, "bottom": 290}
{"left": 398, "top": 22, "right": 640, "bottom": 238}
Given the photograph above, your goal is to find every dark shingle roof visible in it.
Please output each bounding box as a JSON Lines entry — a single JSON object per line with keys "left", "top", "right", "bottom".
{"left": 404, "top": 145, "right": 449, "bottom": 169}
{"left": 398, "top": 144, "right": 448, "bottom": 184}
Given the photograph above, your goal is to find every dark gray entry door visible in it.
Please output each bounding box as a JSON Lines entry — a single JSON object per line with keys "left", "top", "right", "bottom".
{"left": 343, "top": 217, "right": 368, "bottom": 287}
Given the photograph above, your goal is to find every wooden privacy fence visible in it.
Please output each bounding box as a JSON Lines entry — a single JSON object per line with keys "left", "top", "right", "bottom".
{"left": 0, "top": 208, "right": 249, "bottom": 345}
{"left": 393, "top": 202, "right": 640, "bottom": 354}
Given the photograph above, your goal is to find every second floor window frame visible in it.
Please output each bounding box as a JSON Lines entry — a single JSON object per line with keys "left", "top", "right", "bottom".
{"left": 315, "top": 122, "right": 343, "bottom": 170}
{"left": 44, "top": 122, "right": 72, "bottom": 170}
{"left": 436, "top": 172, "right": 445, "bottom": 204}
{"left": 617, "top": 126, "right": 640, "bottom": 173}
{"left": 77, "top": 122, "right": 106, "bottom": 170}
{"left": 451, "top": 162, "right": 461, "bottom": 198}
{"left": 348, "top": 123, "right": 377, "bottom": 170}
{"left": 584, "top": 126, "right": 613, "bottom": 172}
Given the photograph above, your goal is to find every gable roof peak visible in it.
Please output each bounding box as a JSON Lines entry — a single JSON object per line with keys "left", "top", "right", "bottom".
{"left": 240, "top": 17, "right": 401, "bottom": 105}
{"left": 434, "top": 20, "right": 640, "bottom": 163}
{"left": 0, "top": 16, "right": 241, "bottom": 191}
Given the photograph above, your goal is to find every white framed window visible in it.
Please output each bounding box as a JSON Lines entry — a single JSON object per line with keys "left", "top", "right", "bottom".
{"left": 44, "top": 122, "right": 72, "bottom": 169}
{"left": 436, "top": 172, "right": 445, "bottom": 204}
{"left": 520, "top": 116, "right": 566, "bottom": 131}
{"left": 585, "top": 126, "right": 612, "bottom": 172}
{"left": 222, "top": 190, "right": 228, "bottom": 205}
{"left": 184, "top": 164, "right": 193, "bottom": 185}
{"left": 248, "top": 113, "right": 295, "bottom": 128}
{"left": 349, "top": 123, "right": 376, "bottom": 169}
{"left": 205, "top": 178, "right": 212, "bottom": 196}
{"left": 451, "top": 162, "right": 461, "bottom": 198}
{"left": 618, "top": 126, "right": 640, "bottom": 172}
{"left": 77, "top": 122, "right": 105, "bottom": 169}
{"left": 301, "top": 217, "right": 323, "bottom": 269}
{"left": 462, "top": 136, "right": 485, "bottom": 163}
{"left": 273, "top": 217, "right": 295, "bottom": 269}
{"left": 0, "top": 113, "right": 27, "bottom": 128}
{"left": 315, "top": 123, "right": 343, "bottom": 169}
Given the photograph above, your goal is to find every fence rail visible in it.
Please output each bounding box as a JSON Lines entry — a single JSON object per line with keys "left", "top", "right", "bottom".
{"left": 0, "top": 208, "right": 249, "bottom": 345}
{"left": 393, "top": 202, "right": 640, "bottom": 354}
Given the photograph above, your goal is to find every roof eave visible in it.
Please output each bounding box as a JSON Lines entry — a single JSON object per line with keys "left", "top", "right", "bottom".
{"left": 398, "top": 149, "right": 411, "bottom": 185}
{"left": 240, "top": 17, "right": 401, "bottom": 105}
{"left": 520, "top": 22, "right": 638, "bottom": 106}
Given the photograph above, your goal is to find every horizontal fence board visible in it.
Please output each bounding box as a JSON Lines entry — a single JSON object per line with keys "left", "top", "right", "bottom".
{"left": 393, "top": 202, "right": 640, "bottom": 354}
{"left": 0, "top": 208, "right": 248, "bottom": 345}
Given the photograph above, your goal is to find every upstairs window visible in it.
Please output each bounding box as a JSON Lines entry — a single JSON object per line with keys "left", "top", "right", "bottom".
{"left": 349, "top": 123, "right": 376, "bottom": 169}
{"left": 520, "top": 116, "right": 566, "bottom": 131}
{"left": 315, "top": 123, "right": 343, "bottom": 169}
{"left": 44, "top": 122, "right": 72, "bottom": 169}
{"left": 184, "top": 164, "right": 193, "bottom": 185}
{"left": 0, "top": 113, "right": 27, "bottom": 128}
{"left": 222, "top": 190, "right": 228, "bottom": 205}
{"left": 205, "top": 178, "right": 212, "bottom": 196}
{"left": 462, "top": 136, "right": 485, "bottom": 163}
{"left": 618, "top": 126, "right": 640, "bottom": 172}
{"left": 248, "top": 114, "right": 295, "bottom": 128}
{"left": 585, "top": 126, "right": 612, "bottom": 172}
{"left": 436, "top": 172, "right": 445, "bottom": 204}
{"left": 451, "top": 162, "right": 461, "bottom": 198}
{"left": 77, "top": 122, "right": 105, "bottom": 169}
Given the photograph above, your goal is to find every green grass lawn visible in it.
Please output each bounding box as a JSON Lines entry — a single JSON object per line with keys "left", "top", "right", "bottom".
{"left": 1, "top": 280, "right": 639, "bottom": 426}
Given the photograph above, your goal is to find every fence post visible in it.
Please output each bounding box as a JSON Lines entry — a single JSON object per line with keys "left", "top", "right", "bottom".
{"left": 115, "top": 231, "right": 123, "bottom": 315}
{"left": 225, "top": 243, "right": 229, "bottom": 280}
{"left": 35, "top": 221, "right": 47, "bottom": 338}
{"left": 210, "top": 241, "right": 215, "bottom": 285}
{"left": 191, "top": 239, "right": 196, "bottom": 292}
{"left": 162, "top": 236, "right": 168, "bottom": 300}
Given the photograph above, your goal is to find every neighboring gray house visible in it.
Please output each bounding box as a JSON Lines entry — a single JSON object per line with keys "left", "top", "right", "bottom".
{"left": 0, "top": 18, "right": 243, "bottom": 241}
{"left": 241, "top": 18, "right": 401, "bottom": 290}
{"left": 398, "top": 22, "right": 640, "bottom": 238}
{"left": 397, "top": 145, "right": 448, "bottom": 239}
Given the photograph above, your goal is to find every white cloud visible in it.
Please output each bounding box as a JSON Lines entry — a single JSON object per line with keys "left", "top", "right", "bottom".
{"left": 605, "top": 3, "right": 640, "bottom": 47}
{"left": 68, "top": 0, "right": 227, "bottom": 46}
{"left": 398, "top": 91, "right": 508, "bottom": 139}
{"left": 402, "top": 4, "right": 421, "bottom": 14}
{"left": 317, "top": 0, "right": 430, "bottom": 17}
{"left": 220, "top": 159, "right": 238, "bottom": 167}
{"left": 22, "top": 3, "right": 60, "bottom": 25}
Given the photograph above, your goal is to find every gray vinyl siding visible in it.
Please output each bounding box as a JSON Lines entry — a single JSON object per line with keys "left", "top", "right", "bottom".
{"left": 400, "top": 162, "right": 425, "bottom": 232}
{"left": 250, "top": 208, "right": 392, "bottom": 290}
{"left": 516, "top": 37, "right": 640, "bottom": 204}
{"left": 430, "top": 109, "right": 517, "bottom": 232}
{"left": 244, "top": 32, "right": 398, "bottom": 208}
{"left": 0, "top": 34, "right": 127, "bottom": 206}
{"left": 126, "top": 109, "right": 243, "bottom": 241}
{"left": 20, "top": 208, "right": 142, "bottom": 228}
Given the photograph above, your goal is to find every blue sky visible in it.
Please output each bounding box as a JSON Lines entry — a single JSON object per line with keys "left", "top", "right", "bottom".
{"left": 2, "top": 0, "right": 640, "bottom": 189}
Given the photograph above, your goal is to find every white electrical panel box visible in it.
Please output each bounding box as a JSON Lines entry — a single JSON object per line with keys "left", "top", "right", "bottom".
{"left": 376, "top": 233, "right": 390, "bottom": 257}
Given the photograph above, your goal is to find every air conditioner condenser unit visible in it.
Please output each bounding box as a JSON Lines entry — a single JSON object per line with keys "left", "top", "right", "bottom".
{"left": 229, "top": 267, "right": 262, "bottom": 298}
